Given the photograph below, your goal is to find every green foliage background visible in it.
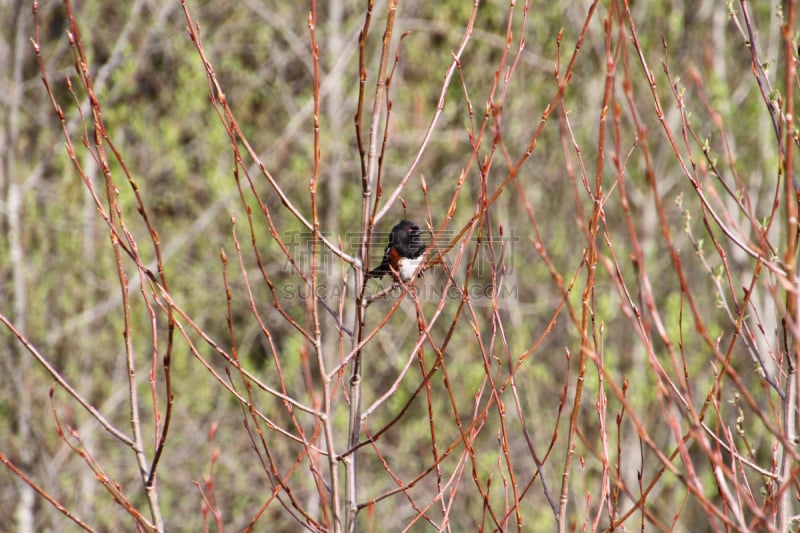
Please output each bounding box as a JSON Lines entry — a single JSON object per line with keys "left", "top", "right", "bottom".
{"left": 1, "top": 0, "right": 795, "bottom": 531}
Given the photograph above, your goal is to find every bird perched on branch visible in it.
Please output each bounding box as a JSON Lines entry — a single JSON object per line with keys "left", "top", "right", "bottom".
{"left": 368, "top": 220, "right": 426, "bottom": 282}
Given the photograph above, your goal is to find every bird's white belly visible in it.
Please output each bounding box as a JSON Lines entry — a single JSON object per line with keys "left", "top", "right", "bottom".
{"left": 398, "top": 256, "right": 423, "bottom": 281}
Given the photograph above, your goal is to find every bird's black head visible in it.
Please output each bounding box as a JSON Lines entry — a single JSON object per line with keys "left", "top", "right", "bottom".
{"left": 390, "top": 220, "right": 426, "bottom": 258}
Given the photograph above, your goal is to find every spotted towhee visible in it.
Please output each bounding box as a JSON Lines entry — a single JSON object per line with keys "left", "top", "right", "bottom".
{"left": 368, "top": 220, "right": 426, "bottom": 282}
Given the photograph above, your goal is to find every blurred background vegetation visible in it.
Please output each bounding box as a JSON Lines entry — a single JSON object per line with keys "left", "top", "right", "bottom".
{"left": 1, "top": 0, "right": 797, "bottom": 531}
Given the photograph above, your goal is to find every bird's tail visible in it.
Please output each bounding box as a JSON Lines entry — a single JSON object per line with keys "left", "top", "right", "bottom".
{"left": 367, "top": 265, "right": 388, "bottom": 278}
